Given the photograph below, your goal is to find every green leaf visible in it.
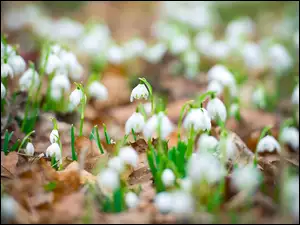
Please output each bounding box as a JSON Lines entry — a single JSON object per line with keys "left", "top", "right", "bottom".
{"left": 113, "top": 188, "right": 124, "bottom": 213}
{"left": 10, "top": 139, "right": 21, "bottom": 152}
{"left": 3, "top": 130, "right": 12, "bottom": 155}
{"left": 138, "top": 77, "right": 152, "bottom": 96}
{"left": 71, "top": 124, "right": 77, "bottom": 161}
{"left": 95, "top": 125, "right": 104, "bottom": 154}
{"left": 103, "top": 123, "right": 111, "bottom": 144}
{"left": 44, "top": 181, "right": 57, "bottom": 192}
{"left": 17, "top": 130, "right": 35, "bottom": 152}
{"left": 89, "top": 126, "right": 96, "bottom": 140}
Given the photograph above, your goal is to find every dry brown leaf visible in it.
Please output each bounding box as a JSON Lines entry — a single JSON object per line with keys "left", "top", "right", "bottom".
{"left": 1, "top": 151, "right": 18, "bottom": 178}
{"left": 104, "top": 211, "right": 153, "bottom": 224}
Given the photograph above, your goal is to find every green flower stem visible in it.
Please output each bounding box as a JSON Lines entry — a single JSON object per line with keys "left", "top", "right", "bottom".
{"left": 71, "top": 124, "right": 77, "bottom": 161}
{"left": 131, "top": 128, "right": 137, "bottom": 142}
{"left": 103, "top": 123, "right": 111, "bottom": 144}
{"left": 177, "top": 100, "right": 194, "bottom": 140}
{"left": 79, "top": 99, "right": 85, "bottom": 137}
{"left": 95, "top": 125, "right": 104, "bottom": 154}
{"left": 17, "top": 130, "right": 35, "bottom": 152}
{"left": 138, "top": 78, "right": 154, "bottom": 114}
{"left": 185, "top": 126, "right": 195, "bottom": 159}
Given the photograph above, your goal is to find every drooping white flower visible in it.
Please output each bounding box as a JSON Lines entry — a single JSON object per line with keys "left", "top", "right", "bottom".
{"left": 206, "top": 97, "right": 227, "bottom": 122}
{"left": 219, "top": 134, "right": 238, "bottom": 160}
{"left": 51, "top": 74, "right": 71, "bottom": 93}
{"left": 280, "top": 127, "right": 299, "bottom": 151}
{"left": 268, "top": 44, "right": 292, "bottom": 74}
{"left": 231, "top": 165, "right": 261, "bottom": 193}
{"left": 97, "top": 168, "right": 120, "bottom": 192}
{"left": 1, "top": 195, "right": 17, "bottom": 223}
{"left": 130, "top": 84, "right": 149, "bottom": 102}
{"left": 241, "top": 42, "right": 265, "bottom": 71}
{"left": 257, "top": 135, "right": 281, "bottom": 153}
{"left": 88, "top": 81, "right": 108, "bottom": 100}
{"left": 118, "top": 146, "right": 139, "bottom": 168}
{"left": 69, "top": 88, "right": 84, "bottom": 108}
{"left": 1, "top": 63, "right": 14, "bottom": 78}
{"left": 143, "top": 112, "right": 174, "bottom": 140}
{"left": 207, "top": 65, "right": 236, "bottom": 87}
{"left": 161, "top": 169, "right": 176, "bottom": 187}
{"left": 187, "top": 152, "right": 225, "bottom": 184}
{"left": 180, "top": 177, "right": 192, "bottom": 192}
{"left": 125, "top": 192, "right": 140, "bottom": 209}
{"left": 1, "top": 83, "right": 6, "bottom": 99}
{"left": 108, "top": 156, "right": 125, "bottom": 174}
{"left": 69, "top": 62, "right": 84, "bottom": 81}
{"left": 154, "top": 192, "right": 173, "bottom": 213}
{"left": 207, "top": 80, "right": 224, "bottom": 96}
{"left": 252, "top": 86, "right": 266, "bottom": 109}
{"left": 197, "top": 134, "right": 218, "bottom": 153}
{"left": 194, "top": 31, "right": 214, "bottom": 54}
{"left": 46, "top": 143, "right": 61, "bottom": 161}
{"left": 7, "top": 55, "right": 26, "bottom": 75}
{"left": 125, "top": 112, "right": 145, "bottom": 134}
{"left": 50, "top": 129, "right": 59, "bottom": 144}
{"left": 170, "top": 35, "right": 190, "bottom": 55}
{"left": 59, "top": 50, "right": 83, "bottom": 81}
{"left": 143, "top": 42, "right": 167, "bottom": 64}
{"left": 171, "top": 191, "right": 194, "bottom": 214}
{"left": 291, "top": 84, "right": 299, "bottom": 105}
{"left": 45, "top": 54, "right": 62, "bottom": 74}
{"left": 183, "top": 108, "right": 211, "bottom": 132}
{"left": 19, "top": 68, "right": 40, "bottom": 91}
{"left": 143, "top": 102, "right": 152, "bottom": 116}
{"left": 25, "top": 142, "right": 35, "bottom": 156}
{"left": 107, "top": 45, "right": 124, "bottom": 65}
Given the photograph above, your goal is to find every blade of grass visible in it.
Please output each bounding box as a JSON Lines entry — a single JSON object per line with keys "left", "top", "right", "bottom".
{"left": 95, "top": 125, "right": 104, "bottom": 154}
{"left": 17, "top": 130, "right": 35, "bottom": 152}
{"left": 71, "top": 124, "right": 77, "bottom": 161}
{"left": 3, "top": 130, "right": 11, "bottom": 155}
{"left": 103, "top": 123, "right": 111, "bottom": 144}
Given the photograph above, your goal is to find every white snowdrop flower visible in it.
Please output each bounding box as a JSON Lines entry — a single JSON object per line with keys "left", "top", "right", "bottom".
{"left": 143, "top": 43, "right": 167, "bottom": 64}
{"left": 97, "top": 168, "right": 120, "bottom": 192}
{"left": 50, "top": 88, "right": 62, "bottom": 101}
{"left": 197, "top": 134, "right": 218, "bottom": 153}
{"left": 45, "top": 54, "right": 62, "bottom": 74}
{"left": 69, "top": 88, "right": 84, "bottom": 108}
{"left": 207, "top": 65, "right": 236, "bottom": 87}
{"left": 50, "top": 129, "right": 59, "bottom": 144}
{"left": 7, "top": 55, "right": 26, "bottom": 75}
{"left": 187, "top": 152, "right": 225, "bottom": 184}
{"left": 252, "top": 87, "right": 266, "bottom": 109}
{"left": 183, "top": 108, "right": 211, "bottom": 132}
{"left": 229, "top": 103, "right": 239, "bottom": 117}
{"left": 220, "top": 134, "right": 238, "bottom": 160}
{"left": 284, "top": 177, "right": 299, "bottom": 222}
{"left": 171, "top": 191, "right": 194, "bottom": 214}
{"left": 123, "top": 38, "right": 146, "bottom": 59}
{"left": 206, "top": 97, "right": 227, "bottom": 122}
{"left": 108, "top": 156, "right": 125, "bottom": 174}
{"left": 51, "top": 44, "right": 62, "bottom": 55}
{"left": 161, "top": 169, "right": 176, "bottom": 187}
{"left": 183, "top": 50, "right": 200, "bottom": 66}
{"left": 25, "top": 142, "right": 35, "bottom": 156}
{"left": 180, "top": 177, "right": 192, "bottom": 192}
{"left": 154, "top": 192, "right": 173, "bottom": 213}
{"left": 46, "top": 143, "right": 61, "bottom": 161}
{"left": 143, "top": 112, "right": 174, "bottom": 140}
{"left": 280, "top": 127, "right": 299, "bottom": 151}
{"left": 59, "top": 50, "right": 76, "bottom": 69}
{"left": 119, "top": 146, "right": 139, "bottom": 168}
{"left": 268, "top": 44, "right": 292, "bottom": 74}
{"left": 19, "top": 68, "right": 40, "bottom": 91}
{"left": 208, "top": 41, "right": 231, "bottom": 60}
{"left": 207, "top": 80, "right": 224, "bottom": 96}
{"left": 143, "top": 102, "right": 152, "bottom": 116}
{"left": 88, "top": 81, "right": 108, "bottom": 100}
{"left": 1, "top": 63, "right": 14, "bottom": 78}
{"left": 125, "top": 192, "right": 140, "bottom": 209}
{"left": 231, "top": 165, "right": 261, "bottom": 193}
{"left": 194, "top": 31, "right": 214, "bottom": 54}
{"left": 257, "top": 135, "right": 281, "bottom": 153}
{"left": 107, "top": 45, "right": 124, "bottom": 65}
{"left": 291, "top": 84, "right": 299, "bottom": 105}
{"left": 69, "top": 61, "right": 84, "bottom": 81}
{"left": 1, "top": 195, "right": 17, "bottom": 223}
{"left": 125, "top": 112, "right": 145, "bottom": 134}
{"left": 1, "top": 83, "right": 6, "bottom": 99}
{"left": 51, "top": 74, "right": 71, "bottom": 93}
{"left": 242, "top": 43, "right": 265, "bottom": 71}
{"left": 130, "top": 84, "right": 149, "bottom": 102}
{"left": 170, "top": 35, "right": 190, "bottom": 55}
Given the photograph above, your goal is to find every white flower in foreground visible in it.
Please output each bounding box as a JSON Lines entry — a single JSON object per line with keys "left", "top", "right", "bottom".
{"left": 252, "top": 87, "right": 266, "bottom": 109}
{"left": 118, "top": 146, "right": 138, "bottom": 168}
{"left": 46, "top": 143, "right": 61, "bottom": 161}
{"left": 257, "top": 135, "right": 280, "bottom": 153}
{"left": 45, "top": 54, "right": 62, "bottom": 74}
{"left": 107, "top": 45, "right": 124, "bottom": 65}
{"left": 125, "top": 112, "right": 145, "bottom": 134}
{"left": 171, "top": 191, "right": 194, "bottom": 214}
{"left": 197, "top": 134, "right": 218, "bottom": 153}
{"left": 143, "top": 112, "right": 174, "bottom": 140}
{"left": 1, "top": 63, "right": 14, "bottom": 78}
{"left": 108, "top": 156, "right": 125, "bottom": 174}
{"left": 88, "top": 81, "right": 108, "bottom": 100}
{"left": 187, "top": 152, "right": 224, "bottom": 184}
{"left": 143, "top": 43, "right": 167, "bottom": 64}
{"left": 280, "top": 127, "right": 299, "bottom": 151}
{"left": 207, "top": 80, "right": 224, "bottom": 96}
{"left": 25, "top": 142, "right": 35, "bottom": 156}
{"left": 19, "top": 68, "right": 40, "bottom": 91}
{"left": 1, "top": 83, "right": 6, "bottom": 99}
{"left": 130, "top": 84, "right": 149, "bottom": 102}
{"left": 161, "top": 169, "right": 175, "bottom": 187}
{"left": 207, "top": 65, "right": 235, "bottom": 87}
{"left": 1, "top": 195, "right": 17, "bottom": 223}
{"left": 50, "top": 129, "right": 59, "bottom": 144}
{"left": 125, "top": 192, "right": 140, "bottom": 209}
{"left": 206, "top": 97, "right": 227, "bottom": 122}
{"left": 143, "top": 102, "right": 152, "bottom": 116}
{"left": 291, "top": 84, "right": 299, "bottom": 105}
{"left": 154, "top": 192, "right": 173, "bottom": 213}
{"left": 284, "top": 177, "right": 299, "bottom": 222}
{"left": 231, "top": 165, "right": 261, "bottom": 193}
{"left": 51, "top": 74, "right": 71, "bottom": 92}
{"left": 7, "top": 55, "right": 26, "bottom": 75}
{"left": 242, "top": 43, "right": 265, "bottom": 71}
{"left": 69, "top": 88, "right": 84, "bottom": 108}
{"left": 183, "top": 108, "right": 211, "bottom": 132}
{"left": 268, "top": 44, "right": 292, "bottom": 74}
{"left": 97, "top": 168, "right": 120, "bottom": 192}
{"left": 170, "top": 35, "right": 190, "bottom": 55}
{"left": 180, "top": 177, "right": 192, "bottom": 192}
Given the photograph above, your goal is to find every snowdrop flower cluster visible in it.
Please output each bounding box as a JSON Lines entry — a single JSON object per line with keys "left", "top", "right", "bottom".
{"left": 50, "top": 74, "right": 71, "bottom": 101}
{"left": 118, "top": 146, "right": 139, "bottom": 168}
{"left": 143, "top": 112, "right": 174, "bottom": 140}
{"left": 197, "top": 134, "right": 219, "bottom": 153}
{"left": 1, "top": 82, "right": 6, "bottom": 99}
{"left": 280, "top": 127, "right": 299, "bottom": 151}
{"left": 97, "top": 168, "right": 120, "bottom": 192}
{"left": 88, "top": 81, "right": 108, "bottom": 100}
{"left": 19, "top": 68, "right": 40, "bottom": 91}
{"left": 25, "top": 142, "right": 35, "bottom": 156}
{"left": 130, "top": 84, "right": 149, "bottom": 102}
{"left": 161, "top": 169, "right": 176, "bottom": 187}
{"left": 183, "top": 108, "right": 211, "bottom": 132}
{"left": 194, "top": 31, "right": 214, "bottom": 54}
{"left": 252, "top": 86, "right": 266, "bottom": 109}
{"left": 125, "top": 192, "right": 140, "bottom": 209}
{"left": 268, "top": 44, "right": 292, "bottom": 74}
{"left": 241, "top": 42, "right": 265, "bottom": 71}
{"left": 69, "top": 88, "right": 85, "bottom": 108}
{"left": 231, "top": 165, "right": 261, "bottom": 193}
{"left": 125, "top": 112, "right": 145, "bottom": 134}
{"left": 291, "top": 84, "right": 299, "bottom": 105}
{"left": 143, "top": 42, "right": 167, "bottom": 64}
{"left": 206, "top": 97, "right": 227, "bottom": 123}
{"left": 284, "top": 176, "right": 299, "bottom": 222}
{"left": 257, "top": 135, "right": 281, "bottom": 153}
{"left": 46, "top": 143, "right": 62, "bottom": 161}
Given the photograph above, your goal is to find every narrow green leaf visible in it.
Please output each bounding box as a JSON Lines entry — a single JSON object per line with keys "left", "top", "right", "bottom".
{"left": 113, "top": 188, "right": 123, "bottom": 213}
{"left": 17, "top": 130, "right": 35, "bottom": 152}
{"left": 131, "top": 128, "right": 137, "bottom": 142}
{"left": 3, "top": 130, "right": 11, "bottom": 155}
{"left": 71, "top": 124, "right": 77, "bottom": 161}
{"left": 95, "top": 125, "right": 104, "bottom": 154}
{"left": 10, "top": 139, "right": 21, "bottom": 152}
{"left": 103, "top": 123, "right": 111, "bottom": 144}
{"left": 89, "top": 126, "right": 96, "bottom": 140}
